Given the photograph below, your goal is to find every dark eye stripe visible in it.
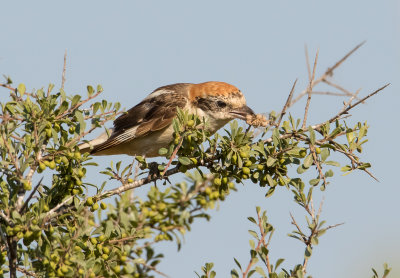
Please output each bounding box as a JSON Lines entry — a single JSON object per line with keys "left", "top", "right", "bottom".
{"left": 217, "top": 100, "right": 227, "bottom": 108}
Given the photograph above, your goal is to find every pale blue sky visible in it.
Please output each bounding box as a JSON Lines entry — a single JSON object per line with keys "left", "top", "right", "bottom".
{"left": 1, "top": 1, "right": 399, "bottom": 277}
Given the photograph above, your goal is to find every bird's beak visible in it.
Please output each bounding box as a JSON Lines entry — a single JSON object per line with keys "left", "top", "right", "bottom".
{"left": 229, "top": 105, "right": 255, "bottom": 120}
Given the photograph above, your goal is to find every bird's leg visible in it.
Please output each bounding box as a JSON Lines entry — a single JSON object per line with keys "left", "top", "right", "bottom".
{"left": 147, "top": 162, "right": 160, "bottom": 180}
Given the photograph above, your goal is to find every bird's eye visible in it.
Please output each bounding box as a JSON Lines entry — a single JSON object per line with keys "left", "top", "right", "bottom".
{"left": 217, "top": 100, "right": 227, "bottom": 108}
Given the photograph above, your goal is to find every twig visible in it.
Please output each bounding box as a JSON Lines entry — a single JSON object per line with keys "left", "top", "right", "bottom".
{"left": 310, "top": 145, "right": 326, "bottom": 185}
{"left": 242, "top": 210, "right": 269, "bottom": 278}
{"left": 136, "top": 260, "right": 170, "bottom": 278}
{"left": 56, "top": 88, "right": 103, "bottom": 120}
{"left": 325, "top": 41, "right": 366, "bottom": 77}
{"left": 310, "top": 91, "right": 352, "bottom": 97}
{"left": 0, "top": 210, "right": 12, "bottom": 226}
{"left": 289, "top": 213, "right": 306, "bottom": 242}
{"left": 162, "top": 137, "right": 183, "bottom": 176}
{"left": 305, "top": 45, "right": 311, "bottom": 81}
{"left": 290, "top": 42, "right": 365, "bottom": 107}
{"left": 43, "top": 161, "right": 187, "bottom": 220}
{"left": 276, "top": 79, "right": 297, "bottom": 127}
{"left": 61, "top": 50, "right": 67, "bottom": 90}
{"left": 108, "top": 236, "right": 139, "bottom": 244}
{"left": 0, "top": 83, "right": 15, "bottom": 91}
{"left": 19, "top": 177, "right": 43, "bottom": 213}
{"left": 322, "top": 79, "right": 357, "bottom": 98}
{"left": 302, "top": 50, "right": 319, "bottom": 130}
{"left": 16, "top": 267, "right": 37, "bottom": 277}
{"left": 326, "top": 84, "right": 389, "bottom": 125}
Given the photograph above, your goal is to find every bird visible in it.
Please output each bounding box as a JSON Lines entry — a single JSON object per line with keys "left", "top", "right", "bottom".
{"left": 79, "top": 81, "right": 258, "bottom": 157}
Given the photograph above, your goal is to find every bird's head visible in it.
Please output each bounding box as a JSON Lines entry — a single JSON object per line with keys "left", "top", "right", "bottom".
{"left": 189, "top": 81, "right": 255, "bottom": 133}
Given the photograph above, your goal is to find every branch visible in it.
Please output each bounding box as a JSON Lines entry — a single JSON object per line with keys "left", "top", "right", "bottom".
{"left": 290, "top": 42, "right": 365, "bottom": 107}
{"left": 56, "top": 88, "right": 103, "bottom": 120}
{"left": 136, "top": 260, "right": 170, "bottom": 278}
{"left": 19, "top": 177, "right": 43, "bottom": 213}
{"left": 302, "top": 49, "right": 319, "bottom": 130}
{"left": 0, "top": 210, "right": 12, "bottom": 227}
{"left": 326, "top": 83, "right": 389, "bottom": 125}
{"left": 242, "top": 210, "right": 270, "bottom": 278}
{"left": 16, "top": 267, "right": 37, "bottom": 277}
{"left": 276, "top": 79, "right": 297, "bottom": 127}
{"left": 61, "top": 50, "right": 67, "bottom": 90}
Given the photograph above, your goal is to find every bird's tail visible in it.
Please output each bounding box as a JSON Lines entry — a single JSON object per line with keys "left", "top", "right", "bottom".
{"left": 78, "top": 130, "right": 112, "bottom": 155}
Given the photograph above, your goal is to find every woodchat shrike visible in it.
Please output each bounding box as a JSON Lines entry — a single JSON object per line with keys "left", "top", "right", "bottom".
{"left": 79, "top": 81, "right": 258, "bottom": 157}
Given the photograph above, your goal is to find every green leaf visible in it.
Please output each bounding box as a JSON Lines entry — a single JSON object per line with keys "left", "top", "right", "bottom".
{"left": 18, "top": 83, "right": 26, "bottom": 96}
{"left": 303, "top": 154, "right": 313, "bottom": 168}
{"left": 231, "top": 269, "right": 240, "bottom": 278}
{"left": 266, "top": 157, "right": 277, "bottom": 167}
{"left": 272, "top": 128, "right": 280, "bottom": 146}
{"left": 87, "top": 85, "right": 94, "bottom": 96}
{"left": 304, "top": 245, "right": 312, "bottom": 258}
{"left": 71, "top": 95, "right": 81, "bottom": 107}
{"left": 265, "top": 187, "right": 275, "bottom": 198}
{"left": 324, "top": 160, "right": 340, "bottom": 167}
{"left": 357, "top": 163, "right": 371, "bottom": 170}
{"left": 340, "top": 165, "right": 352, "bottom": 172}
{"left": 247, "top": 217, "right": 257, "bottom": 224}
{"left": 248, "top": 230, "right": 259, "bottom": 240}
{"left": 178, "top": 157, "right": 191, "bottom": 165}
{"left": 233, "top": 258, "right": 242, "bottom": 271}
{"left": 309, "top": 179, "right": 320, "bottom": 186}
{"left": 308, "top": 126, "right": 316, "bottom": 145}
{"left": 320, "top": 148, "right": 329, "bottom": 162}
{"left": 266, "top": 174, "right": 274, "bottom": 187}
{"left": 297, "top": 165, "right": 308, "bottom": 174}
{"left": 325, "top": 169, "right": 334, "bottom": 177}
{"left": 255, "top": 266, "right": 266, "bottom": 276}
{"left": 158, "top": 148, "right": 168, "bottom": 156}
{"left": 275, "top": 258, "right": 284, "bottom": 270}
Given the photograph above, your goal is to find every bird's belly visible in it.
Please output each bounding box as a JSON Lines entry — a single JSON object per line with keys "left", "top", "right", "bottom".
{"left": 117, "top": 125, "right": 175, "bottom": 157}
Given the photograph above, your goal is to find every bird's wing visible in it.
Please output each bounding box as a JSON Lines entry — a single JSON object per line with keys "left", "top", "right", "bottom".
{"left": 91, "top": 86, "right": 189, "bottom": 154}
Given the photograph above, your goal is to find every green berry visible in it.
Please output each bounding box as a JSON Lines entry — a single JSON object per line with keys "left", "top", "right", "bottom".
{"left": 23, "top": 180, "right": 32, "bottom": 190}
{"left": 213, "top": 178, "right": 221, "bottom": 186}
{"left": 91, "top": 203, "right": 99, "bottom": 211}
{"left": 38, "top": 162, "right": 46, "bottom": 171}
{"left": 187, "top": 120, "right": 195, "bottom": 127}
{"left": 86, "top": 197, "right": 94, "bottom": 206}
{"left": 242, "top": 167, "right": 251, "bottom": 175}
{"left": 48, "top": 161, "right": 56, "bottom": 169}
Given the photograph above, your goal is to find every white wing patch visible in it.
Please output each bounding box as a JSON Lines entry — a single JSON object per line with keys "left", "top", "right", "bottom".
{"left": 143, "top": 89, "right": 173, "bottom": 101}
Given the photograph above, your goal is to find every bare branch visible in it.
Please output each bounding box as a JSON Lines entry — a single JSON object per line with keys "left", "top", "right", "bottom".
{"left": 325, "top": 41, "right": 366, "bottom": 77}
{"left": 304, "top": 45, "right": 312, "bottom": 81}
{"left": 326, "top": 83, "right": 389, "bottom": 125}
{"left": 290, "top": 42, "right": 366, "bottom": 107}
{"left": 276, "top": 79, "right": 297, "bottom": 127}
{"left": 16, "top": 267, "right": 37, "bottom": 277}
{"left": 61, "top": 50, "right": 67, "bottom": 90}
{"left": 302, "top": 49, "right": 319, "bottom": 130}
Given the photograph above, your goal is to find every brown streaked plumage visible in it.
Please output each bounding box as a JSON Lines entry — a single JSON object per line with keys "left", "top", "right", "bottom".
{"left": 79, "top": 81, "right": 255, "bottom": 157}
